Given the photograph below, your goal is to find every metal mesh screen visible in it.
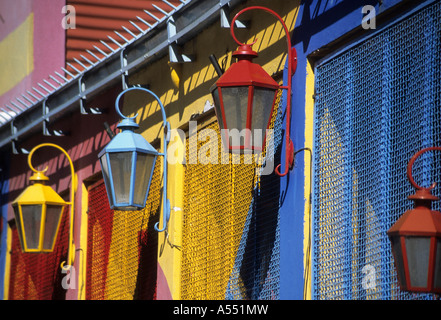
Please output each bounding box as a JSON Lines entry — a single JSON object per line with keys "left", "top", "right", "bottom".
{"left": 312, "top": 1, "right": 441, "bottom": 300}
{"left": 86, "top": 162, "right": 161, "bottom": 300}
{"left": 181, "top": 91, "right": 283, "bottom": 300}
{"left": 8, "top": 207, "right": 69, "bottom": 300}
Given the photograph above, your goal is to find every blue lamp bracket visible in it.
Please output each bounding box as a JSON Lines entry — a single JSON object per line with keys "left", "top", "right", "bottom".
{"left": 165, "top": 121, "right": 171, "bottom": 142}
{"left": 165, "top": 199, "right": 171, "bottom": 223}
{"left": 114, "top": 86, "right": 171, "bottom": 233}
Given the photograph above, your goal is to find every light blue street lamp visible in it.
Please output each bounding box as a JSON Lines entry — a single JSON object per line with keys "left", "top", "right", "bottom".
{"left": 99, "top": 86, "right": 170, "bottom": 232}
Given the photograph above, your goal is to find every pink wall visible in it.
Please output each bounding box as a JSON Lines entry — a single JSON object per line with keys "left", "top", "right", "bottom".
{"left": 0, "top": 0, "right": 66, "bottom": 109}
{"left": 7, "top": 87, "right": 121, "bottom": 222}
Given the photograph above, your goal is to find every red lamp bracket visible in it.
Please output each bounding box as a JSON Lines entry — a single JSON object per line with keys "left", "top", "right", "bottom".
{"left": 407, "top": 146, "right": 441, "bottom": 200}
{"left": 287, "top": 139, "right": 295, "bottom": 170}
{"left": 230, "top": 6, "right": 296, "bottom": 177}
{"left": 291, "top": 47, "right": 297, "bottom": 75}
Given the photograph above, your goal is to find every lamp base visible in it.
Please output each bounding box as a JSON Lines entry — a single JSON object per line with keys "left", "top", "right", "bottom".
{"left": 291, "top": 47, "right": 297, "bottom": 74}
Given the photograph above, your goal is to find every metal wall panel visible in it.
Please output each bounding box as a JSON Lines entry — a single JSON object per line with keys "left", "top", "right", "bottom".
{"left": 181, "top": 92, "right": 283, "bottom": 300}
{"left": 312, "top": 1, "right": 441, "bottom": 300}
{"left": 86, "top": 173, "right": 160, "bottom": 300}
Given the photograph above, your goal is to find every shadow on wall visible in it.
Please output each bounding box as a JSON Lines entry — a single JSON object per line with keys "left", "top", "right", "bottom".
{"left": 226, "top": 106, "right": 283, "bottom": 299}
{"left": 124, "top": 0, "right": 299, "bottom": 142}
{"left": 134, "top": 200, "right": 160, "bottom": 300}
{"left": 238, "top": 146, "right": 282, "bottom": 300}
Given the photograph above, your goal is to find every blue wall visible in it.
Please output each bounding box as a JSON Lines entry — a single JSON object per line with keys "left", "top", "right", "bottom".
{"left": 281, "top": 0, "right": 404, "bottom": 299}
{"left": 0, "top": 152, "right": 10, "bottom": 300}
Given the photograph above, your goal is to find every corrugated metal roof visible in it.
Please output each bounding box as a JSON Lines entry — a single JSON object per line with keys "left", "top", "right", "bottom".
{"left": 66, "top": 0, "right": 183, "bottom": 73}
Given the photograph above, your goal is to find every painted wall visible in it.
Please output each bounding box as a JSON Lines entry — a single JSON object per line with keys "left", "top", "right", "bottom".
{"left": 0, "top": 0, "right": 66, "bottom": 114}
{"left": 65, "top": 0, "right": 183, "bottom": 73}
{"left": 124, "top": 0, "right": 302, "bottom": 300}
{"left": 0, "top": 0, "right": 66, "bottom": 300}
{"left": 4, "top": 86, "right": 120, "bottom": 299}
{"left": 0, "top": 0, "right": 416, "bottom": 300}
{"left": 121, "top": 0, "right": 411, "bottom": 300}
{"left": 290, "top": 0, "right": 412, "bottom": 299}
{"left": 0, "top": 152, "right": 9, "bottom": 300}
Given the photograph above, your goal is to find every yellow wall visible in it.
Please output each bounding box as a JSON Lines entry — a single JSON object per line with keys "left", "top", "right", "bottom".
{"left": 2, "top": 226, "right": 12, "bottom": 299}
{"left": 124, "top": 0, "right": 301, "bottom": 299}
{"left": 125, "top": 0, "right": 300, "bottom": 143}
{"left": 158, "top": 132, "right": 184, "bottom": 299}
{"left": 303, "top": 61, "right": 314, "bottom": 300}
{"left": 0, "top": 13, "right": 34, "bottom": 96}
{"left": 78, "top": 183, "right": 89, "bottom": 300}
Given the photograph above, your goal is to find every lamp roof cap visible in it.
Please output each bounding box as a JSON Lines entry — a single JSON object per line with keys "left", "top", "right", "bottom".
{"left": 29, "top": 171, "right": 49, "bottom": 182}
{"left": 98, "top": 126, "right": 158, "bottom": 156}
{"left": 12, "top": 181, "right": 66, "bottom": 206}
{"left": 233, "top": 44, "right": 258, "bottom": 59}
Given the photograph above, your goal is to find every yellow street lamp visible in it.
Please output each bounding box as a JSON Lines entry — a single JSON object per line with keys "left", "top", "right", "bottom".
{"left": 11, "top": 143, "right": 77, "bottom": 271}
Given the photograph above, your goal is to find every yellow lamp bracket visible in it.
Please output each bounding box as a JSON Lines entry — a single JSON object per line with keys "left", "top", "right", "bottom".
{"left": 28, "top": 143, "right": 77, "bottom": 271}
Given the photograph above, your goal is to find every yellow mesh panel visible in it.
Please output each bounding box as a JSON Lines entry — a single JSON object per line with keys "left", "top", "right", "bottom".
{"left": 90, "top": 222, "right": 105, "bottom": 300}
{"left": 87, "top": 158, "right": 162, "bottom": 300}
{"left": 181, "top": 91, "right": 281, "bottom": 300}
{"left": 105, "top": 158, "right": 162, "bottom": 300}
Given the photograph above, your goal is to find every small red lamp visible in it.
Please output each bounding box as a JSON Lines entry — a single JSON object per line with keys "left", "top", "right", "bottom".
{"left": 388, "top": 146, "right": 441, "bottom": 293}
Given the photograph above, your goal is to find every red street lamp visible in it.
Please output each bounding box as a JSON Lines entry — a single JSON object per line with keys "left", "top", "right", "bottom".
{"left": 387, "top": 147, "right": 441, "bottom": 294}
{"left": 211, "top": 6, "right": 297, "bottom": 176}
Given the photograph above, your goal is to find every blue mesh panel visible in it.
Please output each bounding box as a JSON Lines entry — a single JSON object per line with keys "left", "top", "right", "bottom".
{"left": 226, "top": 94, "right": 284, "bottom": 300}
{"left": 313, "top": 2, "right": 441, "bottom": 300}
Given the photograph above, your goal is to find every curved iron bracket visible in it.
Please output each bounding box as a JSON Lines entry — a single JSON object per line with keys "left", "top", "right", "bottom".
{"left": 407, "top": 146, "right": 441, "bottom": 201}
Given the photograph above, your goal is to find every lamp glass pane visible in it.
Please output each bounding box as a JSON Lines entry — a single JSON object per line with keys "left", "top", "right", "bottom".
{"left": 389, "top": 235, "right": 406, "bottom": 286}
{"left": 133, "top": 153, "right": 155, "bottom": 206}
{"left": 251, "top": 87, "right": 277, "bottom": 149}
{"left": 405, "top": 236, "right": 430, "bottom": 288}
{"left": 109, "top": 152, "right": 134, "bottom": 205}
{"left": 100, "top": 154, "right": 114, "bottom": 207}
{"left": 12, "top": 204, "right": 25, "bottom": 251}
{"left": 212, "top": 88, "right": 228, "bottom": 148}
{"left": 221, "top": 86, "right": 251, "bottom": 151}
{"left": 43, "top": 205, "right": 64, "bottom": 250}
{"left": 212, "top": 88, "right": 224, "bottom": 128}
{"left": 221, "top": 86, "right": 249, "bottom": 129}
{"left": 434, "top": 239, "right": 441, "bottom": 289}
{"left": 21, "top": 205, "right": 42, "bottom": 250}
